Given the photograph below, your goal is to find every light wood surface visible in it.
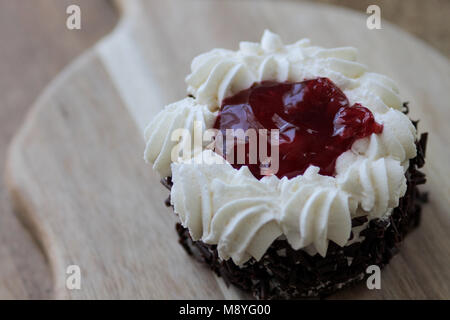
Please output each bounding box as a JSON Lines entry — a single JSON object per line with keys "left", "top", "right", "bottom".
{"left": 5, "top": 0, "right": 450, "bottom": 299}
{"left": 0, "top": 0, "right": 118, "bottom": 299}
{"left": 318, "top": 0, "right": 450, "bottom": 59}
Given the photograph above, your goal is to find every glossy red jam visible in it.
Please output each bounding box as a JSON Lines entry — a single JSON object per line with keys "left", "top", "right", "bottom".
{"left": 213, "top": 77, "right": 383, "bottom": 179}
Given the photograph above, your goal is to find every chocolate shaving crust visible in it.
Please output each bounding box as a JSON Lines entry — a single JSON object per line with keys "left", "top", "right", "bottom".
{"left": 162, "top": 120, "right": 428, "bottom": 299}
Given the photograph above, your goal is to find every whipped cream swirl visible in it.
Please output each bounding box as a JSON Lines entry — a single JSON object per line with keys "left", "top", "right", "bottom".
{"left": 144, "top": 30, "right": 417, "bottom": 265}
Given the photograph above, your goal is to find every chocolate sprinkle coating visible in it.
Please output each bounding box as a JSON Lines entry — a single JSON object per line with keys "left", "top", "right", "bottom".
{"left": 163, "top": 131, "right": 427, "bottom": 300}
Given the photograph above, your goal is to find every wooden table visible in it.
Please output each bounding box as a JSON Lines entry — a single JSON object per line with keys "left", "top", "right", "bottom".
{"left": 0, "top": 0, "right": 117, "bottom": 299}
{"left": 0, "top": 0, "right": 449, "bottom": 299}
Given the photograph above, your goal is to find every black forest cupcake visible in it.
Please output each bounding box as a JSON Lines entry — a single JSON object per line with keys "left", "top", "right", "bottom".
{"left": 144, "top": 30, "right": 427, "bottom": 299}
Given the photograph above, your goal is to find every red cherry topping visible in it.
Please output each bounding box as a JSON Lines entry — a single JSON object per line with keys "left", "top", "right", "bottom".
{"left": 213, "top": 78, "right": 383, "bottom": 179}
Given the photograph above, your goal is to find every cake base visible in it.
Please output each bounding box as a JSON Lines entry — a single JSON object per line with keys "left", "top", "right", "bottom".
{"left": 168, "top": 133, "right": 427, "bottom": 299}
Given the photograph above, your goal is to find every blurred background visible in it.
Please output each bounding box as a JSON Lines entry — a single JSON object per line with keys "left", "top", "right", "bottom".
{"left": 0, "top": 0, "right": 448, "bottom": 299}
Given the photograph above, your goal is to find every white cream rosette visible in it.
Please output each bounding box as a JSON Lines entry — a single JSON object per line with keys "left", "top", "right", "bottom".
{"left": 144, "top": 30, "right": 417, "bottom": 265}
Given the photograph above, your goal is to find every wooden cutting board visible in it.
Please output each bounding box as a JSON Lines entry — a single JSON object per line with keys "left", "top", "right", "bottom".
{"left": 5, "top": 0, "right": 450, "bottom": 299}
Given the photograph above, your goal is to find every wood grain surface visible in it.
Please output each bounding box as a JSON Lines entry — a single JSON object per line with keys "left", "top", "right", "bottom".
{"left": 2, "top": 0, "right": 450, "bottom": 299}
{"left": 0, "top": 0, "right": 118, "bottom": 299}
